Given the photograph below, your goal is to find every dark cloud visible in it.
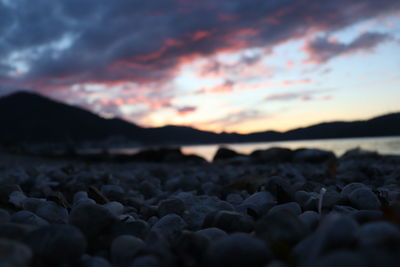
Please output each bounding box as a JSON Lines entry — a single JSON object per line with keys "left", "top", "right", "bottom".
{"left": 177, "top": 106, "right": 197, "bottom": 115}
{"left": 0, "top": 0, "right": 399, "bottom": 89}
{"left": 305, "top": 32, "right": 392, "bottom": 63}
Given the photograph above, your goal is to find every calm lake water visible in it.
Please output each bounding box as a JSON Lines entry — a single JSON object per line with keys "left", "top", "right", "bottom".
{"left": 180, "top": 136, "right": 400, "bottom": 161}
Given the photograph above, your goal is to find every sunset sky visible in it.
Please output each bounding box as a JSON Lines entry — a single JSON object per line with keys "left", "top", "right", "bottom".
{"left": 1, "top": 0, "right": 400, "bottom": 133}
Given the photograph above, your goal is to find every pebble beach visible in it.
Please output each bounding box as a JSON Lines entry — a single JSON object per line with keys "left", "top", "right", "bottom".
{"left": 0, "top": 147, "right": 400, "bottom": 267}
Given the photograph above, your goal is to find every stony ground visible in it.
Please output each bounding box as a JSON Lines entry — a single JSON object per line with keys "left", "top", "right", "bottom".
{"left": 0, "top": 147, "right": 400, "bottom": 267}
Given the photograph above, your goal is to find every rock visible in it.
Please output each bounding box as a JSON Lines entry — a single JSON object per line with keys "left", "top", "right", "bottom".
{"left": 315, "top": 250, "right": 366, "bottom": 267}
{"left": 348, "top": 188, "right": 381, "bottom": 210}
{"left": 341, "top": 183, "right": 367, "bottom": 199}
{"left": 0, "top": 223, "right": 37, "bottom": 241}
{"left": 0, "top": 238, "right": 32, "bottom": 267}
{"left": 255, "top": 210, "right": 308, "bottom": 245}
{"left": 69, "top": 203, "right": 117, "bottom": 241}
{"left": 295, "top": 191, "right": 318, "bottom": 211}
{"left": 226, "top": 193, "right": 243, "bottom": 206}
{"left": 112, "top": 220, "right": 149, "bottom": 240}
{"left": 151, "top": 214, "right": 187, "bottom": 242}
{"left": 298, "top": 211, "right": 319, "bottom": 231}
{"left": 213, "top": 147, "right": 243, "bottom": 161}
{"left": 73, "top": 191, "right": 89, "bottom": 202}
{"left": 196, "top": 227, "right": 227, "bottom": 241}
{"left": 268, "top": 202, "right": 302, "bottom": 216}
{"left": 332, "top": 205, "right": 358, "bottom": 215}
{"left": 131, "top": 255, "right": 160, "bottom": 267}
{"left": 0, "top": 208, "right": 10, "bottom": 223}
{"left": 101, "top": 185, "right": 125, "bottom": 202}
{"left": 0, "top": 184, "right": 22, "bottom": 205}
{"left": 22, "top": 197, "right": 46, "bottom": 212}
{"left": 35, "top": 201, "right": 69, "bottom": 224}
{"left": 293, "top": 149, "right": 336, "bottom": 163}
{"left": 111, "top": 235, "right": 144, "bottom": 266}
{"left": 139, "top": 180, "right": 160, "bottom": 199}
{"left": 11, "top": 210, "right": 49, "bottom": 226}
{"left": 24, "top": 225, "right": 87, "bottom": 266}
{"left": 103, "top": 201, "right": 125, "bottom": 216}
{"left": 264, "top": 176, "right": 295, "bottom": 203}
{"left": 238, "top": 191, "right": 276, "bottom": 217}
{"left": 175, "top": 231, "right": 210, "bottom": 267}
{"left": 175, "top": 193, "right": 231, "bottom": 229}
{"left": 250, "top": 147, "right": 293, "bottom": 163}
{"left": 8, "top": 191, "right": 27, "bottom": 208}
{"left": 293, "top": 213, "right": 358, "bottom": 266}
{"left": 321, "top": 190, "right": 342, "bottom": 209}
{"left": 205, "top": 233, "right": 272, "bottom": 267}
{"left": 158, "top": 198, "right": 185, "bottom": 217}
{"left": 203, "top": 210, "right": 254, "bottom": 233}
{"left": 352, "top": 210, "right": 383, "bottom": 224}
{"left": 80, "top": 255, "right": 112, "bottom": 267}
{"left": 356, "top": 222, "right": 400, "bottom": 249}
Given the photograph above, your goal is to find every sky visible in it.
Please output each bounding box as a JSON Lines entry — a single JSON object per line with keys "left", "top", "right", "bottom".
{"left": 1, "top": 0, "right": 400, "bottom": 134}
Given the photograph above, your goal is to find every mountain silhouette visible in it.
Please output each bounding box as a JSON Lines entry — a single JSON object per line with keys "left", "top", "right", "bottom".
{"left": 0, "top": 91, "right": 399, "bottom": 146}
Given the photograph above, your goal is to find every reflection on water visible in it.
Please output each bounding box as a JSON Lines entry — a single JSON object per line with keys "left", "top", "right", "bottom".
{"left": 181, "top": 136, "right": 400, "bottom": 161}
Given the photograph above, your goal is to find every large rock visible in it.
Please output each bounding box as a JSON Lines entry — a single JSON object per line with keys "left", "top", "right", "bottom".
{"left": 0, "top": 238, "right": 32, "bottom": 267}
{"left": 348, "top": 188, "right": 381, "bottom": 210}
{"left": 250, "top": 147, "right": 293, "bottom": 163}
{"left": 293, "top": 213, "right": 358, "bottom": 266}
{"left": 204, "top": 233, "right": 272, "bottom": 267}
{"left": 24, "top": 225, "right": 87, "bottom": 266}
{"left": 213, "top": 147, "right": 244, "bottom": 161}
{"left": 293, "top": 149, "right": 336, "bottom": 163}
{"left": 356, "top": 221, "right": 400, "bottom": 249}
{"left": 69, "top": 203, "right": 117, "bottom": 241}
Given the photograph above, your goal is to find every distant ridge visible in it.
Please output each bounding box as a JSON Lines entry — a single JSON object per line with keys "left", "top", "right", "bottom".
{"left": 0, "top": 91, "right": 399, "bottom": 146}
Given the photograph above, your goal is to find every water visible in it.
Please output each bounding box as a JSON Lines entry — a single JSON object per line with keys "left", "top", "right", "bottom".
{"left": 180, "top": 136, "right": 400, "bottom": 161}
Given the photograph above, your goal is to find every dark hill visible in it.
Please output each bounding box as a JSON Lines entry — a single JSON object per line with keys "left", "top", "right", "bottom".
{"left": 0, "top": 91, "right": 399, "bottom": 146}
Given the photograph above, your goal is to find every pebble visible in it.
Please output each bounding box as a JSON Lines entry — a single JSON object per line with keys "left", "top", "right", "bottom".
{"left": 204, "top": 233, "right": 272, "bottom": 267}
{"left": 103, "top": 201, "right": 125, "bottom": 216}
{"left": 356, "top": 221, "right": 400, "bottom": 248}
{"left": 131, "top": 255, "right": 160, "bottom": 267}
{"left": 151, "top": 213, "right": 187, "bottom": 242}
{"left": 0, "top": 238, "right": 32, "bottom": 267}
{"left": 255, "top": 210, "right": 308, "bottom": 245}
{"left": 196, "top": 227, "right": 228, "bottom": 241}
{"left": 69, "top": 203, "right": 117, "bottom": 241}
{"left": 315, "top": 250, "right": 367, "bottom": 267}
{"left": 157, "top": 198, "right": 185, "bottom": 217}
{"left": 203, "top": 210, "right": 254, "bottom": 233}
{"left": 11, "top": 210, "right": 49, "bottom": 226}
{"left": 111, "top": 235, "right": 144, "bottom": 266}
{"left": 268, "top": 202, "right": 302, "bottom": 216}
{"left": 238, "top": 191, "right": 276, "bottom": 217}
{"left": 24, "top": 225, "right": 86, "bottom": 266}
{"left": 0, "top": 208, "right": 10, "bottom": 223}
{"left": 80, "top": 255, "right": 112, "bottom": 267}
{"left": 35, "top": 201, "right": 69, "bottom": 224}
{"left": 298, "top": 210, "right": 319, "bottom": 230}
{"left": 348, "top": 188, "right": 381, "bottom": 210}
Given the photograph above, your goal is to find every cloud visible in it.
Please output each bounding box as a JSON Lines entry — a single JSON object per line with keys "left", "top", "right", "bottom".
{"left": 0, "top": 0, "right": 399, "bottom": 90}
{"left": 197, "top": 79, "right": 235, "bottom": 94}
{"left": 265, "top": 90, "right": 332, "bottom": 102}
{"left": 304, "top": 32, "right": 392, "bottom": 63}
{"left": 176, "top": 106, "right": 197, "bottom": 115}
